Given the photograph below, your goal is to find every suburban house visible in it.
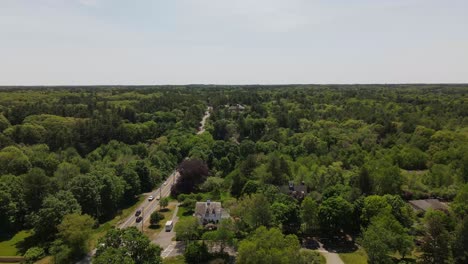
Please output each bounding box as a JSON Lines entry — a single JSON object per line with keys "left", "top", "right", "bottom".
{"left": 280, "top": 181, "right": 308, "bottom": 200}
{"left": 408, "top": 199, "right": 449, "bottom": 214}
{"left": 194, "top": 200, "right": 230, "bottom": 225}
{"left": 226, "top": 104, "right": 246, "bottom": 112}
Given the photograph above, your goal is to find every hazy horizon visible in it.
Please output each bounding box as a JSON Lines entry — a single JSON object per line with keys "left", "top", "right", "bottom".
{"left": 1, "top": 0, "right": 468, "bottom": 85}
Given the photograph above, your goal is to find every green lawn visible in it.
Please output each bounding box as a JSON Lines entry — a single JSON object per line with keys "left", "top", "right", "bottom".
{"left": 163, "top": 255, "right": 185, "bottom": 264}
{"left": 317, "top": 252, "right": 327, "bottom": 264}
{"left": 0, "top": 230, "right": 33, "bottom": 256}
{"left": 176, "top": 206, "right": 193, "bottom": 220}
{"left": 144, "top": 204, "right": 176, "bottom": 238}
{"left": 339, "top": 247, "right": 368, "bottom": 264}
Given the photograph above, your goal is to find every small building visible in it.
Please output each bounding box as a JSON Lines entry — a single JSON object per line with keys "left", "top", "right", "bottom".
{"left": 227, "top": 104, "right": 246, "bottom": 112}
{"left": 280, "top": 181, "right": 308, "bottom": 200}
{"left": 194, "top": 200, "right": 230, "bottom": 225}
{"left": 408, "top": 199, "right": 448, "bottom": 213}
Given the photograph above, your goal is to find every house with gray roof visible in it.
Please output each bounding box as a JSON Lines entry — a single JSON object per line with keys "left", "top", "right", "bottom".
{"left": 194, "top": 200, "right": 230, "bottom": 225}
{"left": 408, "top": 199, "right": 448, "bottom": 213}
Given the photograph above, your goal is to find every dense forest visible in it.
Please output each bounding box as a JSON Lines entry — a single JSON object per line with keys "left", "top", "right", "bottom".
{"left": 0, "top": 85, "right": 467, "bottom": 264}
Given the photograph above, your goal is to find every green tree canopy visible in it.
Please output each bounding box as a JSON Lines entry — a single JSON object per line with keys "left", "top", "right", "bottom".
{"left": 33, "top": 191, "right": 81, "bottom": 242}
{"left": 361, "top": 213, "right": 413, "bottom": 264}
{"left": 318, "top": 196, "right": 353, "bottom": 233}
{"left": 57, "top": 213, "right": 95, "bottom": 258}
{"left": 237, "top": 226, "right": 301, "bottom": 264}
{"left": 95, "top": 227, "right": 162, "bottom": 264}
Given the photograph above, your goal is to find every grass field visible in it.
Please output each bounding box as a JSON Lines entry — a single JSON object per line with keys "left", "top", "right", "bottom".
{"left": 0, "top": 230, "right": 33, "bottom": 256}
{"left": 339, "top": 247, "right": 368, "bottom": 264}
{"left": 317, "top": 252, "right": 327, "bottom": 264}
{"left": 163, "top": 255, "right": 185, "bottom": 264}
{"left": 144, "top": 204, "right": 176, "bottom": 238}
{"left": 176, "top": 206, "right": 193, "bottom": 220}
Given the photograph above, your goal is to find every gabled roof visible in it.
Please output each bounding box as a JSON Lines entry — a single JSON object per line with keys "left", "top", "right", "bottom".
{"left": 408, "top": 199, "right": 448, "bottom": 212}
{"left": 194, "top": 201, "right": 222, "bottom": 218}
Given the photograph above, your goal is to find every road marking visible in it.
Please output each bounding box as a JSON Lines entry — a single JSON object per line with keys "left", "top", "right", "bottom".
{"left": 161, "top": 242, "right": 176, "bottom": 258}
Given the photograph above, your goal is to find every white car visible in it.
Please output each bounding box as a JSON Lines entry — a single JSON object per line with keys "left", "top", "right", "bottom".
{"left": 148, "top": 195, "right": 154, "bottom": 201}
{"left": 163, "top": 181, "right": 168, "bottom": 186}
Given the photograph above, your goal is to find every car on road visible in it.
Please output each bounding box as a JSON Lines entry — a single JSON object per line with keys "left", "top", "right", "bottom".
{"left": 135, "top": 209, "right": 142, "bottom": 217}
{"left": 136, "top": 216, "right": 143, "bottom": 223}
{"left": 148, "top": 195, "right": 154, "bottom": 201}
{"left": 163, "top": 181, "right": 168, "bottom": 186}
{"left": 156, "top": 195, "right": 160, "bottom": 200}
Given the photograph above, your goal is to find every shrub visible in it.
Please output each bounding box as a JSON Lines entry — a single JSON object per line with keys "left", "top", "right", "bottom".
{"left": 24, "top": 247, "right": 45, "bottom": 264}
{"left": 150, "top": 211, "right": 164, "bottom": 226}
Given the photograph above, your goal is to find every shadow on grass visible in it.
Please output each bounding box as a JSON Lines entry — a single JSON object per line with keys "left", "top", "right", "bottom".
{"left": 181, "top": 210, "right": 193, "bottom": 217}
{"left": 0, "top": 232, "right": 14, "bottom": 243}
{"left": 301, "top": 237, "right": 320, "bottom": 250}
{"left": 391, "top": 257, "right": 417, "bottom": 263}
{"left": 149, "top": 224, "right": 161, "bottom": 229}
{"left": 159, "top": 208, "right": 170, "bottom": 213}
{"left": 319, "top": 235, "right": 358, "bottom": 253}
{"left": 15, "top": 234, "right": 41, "bottom": 255}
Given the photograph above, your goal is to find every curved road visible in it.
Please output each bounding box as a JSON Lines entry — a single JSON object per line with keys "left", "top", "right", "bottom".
{"left": 197, "top": 106, "right": 212, "bottom": 135}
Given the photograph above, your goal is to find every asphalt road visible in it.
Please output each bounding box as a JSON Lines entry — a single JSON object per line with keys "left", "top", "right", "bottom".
{"left": 77, "top": 107, "right": 211, "bottom": 263}
{"left": 119, "top": 171, "right": 179, "bottom": 229}
{"left": 197, "top": 106, "right": 212, "bottom": 135}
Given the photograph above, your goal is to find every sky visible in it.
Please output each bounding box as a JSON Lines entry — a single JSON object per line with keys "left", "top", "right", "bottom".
{"left": 1, "top": 0, "right": 468, "bottom": 85}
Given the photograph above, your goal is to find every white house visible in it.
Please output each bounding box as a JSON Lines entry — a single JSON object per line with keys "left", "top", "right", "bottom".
{"left": 194, "top": 200, "right": 230, "bottom": 225}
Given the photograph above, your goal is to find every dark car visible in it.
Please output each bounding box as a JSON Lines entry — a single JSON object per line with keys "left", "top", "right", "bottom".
{"left": 136, "top": 216, "right": 143, "bottom": 223}
{"left": 135, "top": 209, "right": 142, "bottom": 217}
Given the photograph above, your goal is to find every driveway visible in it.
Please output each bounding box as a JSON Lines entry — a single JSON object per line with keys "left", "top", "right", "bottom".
{"left": 153, "top": 203, "right": 180, "bottom": 251}
{"left": 316, "top": 241, "right": 345, "bottom": 264}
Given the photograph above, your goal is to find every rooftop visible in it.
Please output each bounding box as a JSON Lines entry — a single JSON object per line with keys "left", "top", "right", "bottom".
{"left": 408, "top": 199, "right": 448, "bottom": 212}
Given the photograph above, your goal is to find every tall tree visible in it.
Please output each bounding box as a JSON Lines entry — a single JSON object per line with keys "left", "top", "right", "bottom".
{"left": 33, "top": 191, "right": 81, "bottom": 242}
{"left": 95, "top": 227, "right": 162, "bottom": 264}
{"left": 301, "top": 196, "right": 319, "bottom": 233}
{"left": 69, "top": 174, "right": 102, "bottom": 219}
{"left": 235, "top": 193, "right": 272, "bottom": 229}
{"left": 0, "top": 174, "right": 26, "bottom": 230}
{"left": 318, "top": 196, "right": 353, "bottom": 233}
{"left": 420, "top": 210, "right": 454, "bottom": 264}
{"left": 23, "top": 168, "right": 52, "bottom": 211}
{"left": 237, "top": 226, "right": 301, "bottom": 264}
{"left": 171, "top": 159, "right": 209, "bottom": 196}
{"left": 452, "top": 217, "right": 468, "bottom": 264}
{"left": 361, "top": 214, "right": 413, "bottom": 264}
{"left": 57, "top": 213, "right": 95, "bottom": 258}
